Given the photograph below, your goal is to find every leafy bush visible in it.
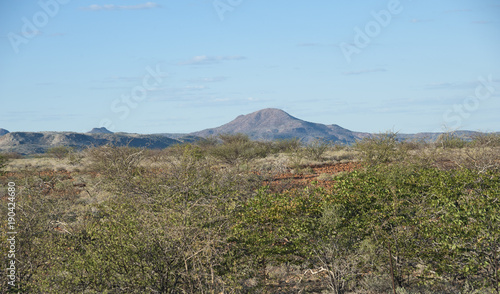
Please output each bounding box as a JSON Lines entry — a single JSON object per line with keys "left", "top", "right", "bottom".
{"left": 271, "top": 138, "right": 301, "bottom": 153}
{"left": 3, "top": 136, "right": 499, "bottom": 293}
{"left": 0, "top": 153, "right": 8, "bottom": 172}
{"left": 355, "top": 132, "right": 407, "bottom": 165}
{"left": 302, "top": 138, "right": 331, "bottom": 161}
{"left": 0, "top": 164, "right": 83, "bottom": 292}
{"left": 471, "top": 132, "right": 500, "bottom": 147}
{"left": 1, "top": 152, "right": 23, "bottom": 159}
{"left": 46, "top": 146, "right": 74, "bottom": 159}
{"left": 209, "top": 134, "right": 271, "bottom": 165}
{"left": 326, "top": 165, "right": 500, "bottom": 292}
{"left": 436, "top": 132, "right": 468, "bottom": 149}
{"left": 195, "top": 136, "right": 219, "bottom": 149}
{"left": 86, "top": 145, "right": 144, "bottom": 175}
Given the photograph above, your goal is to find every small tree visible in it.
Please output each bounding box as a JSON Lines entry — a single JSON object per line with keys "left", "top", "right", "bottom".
{"left": 436, "top": 132, "right": 467, "bottom": 149}
{"left": 303, "top": 138, "right": 331, "bottom": 161}
{"left": 355, "top": 132, "right": 406, "bottom": 165}
{"left": 210, "top": 134, "right": 270, "bottom": 165}
{"left": 46, "top": 146, "right": 73, "bottom": 159}
{"left": 0, "top": 153, "right": 8, "bottom": 172}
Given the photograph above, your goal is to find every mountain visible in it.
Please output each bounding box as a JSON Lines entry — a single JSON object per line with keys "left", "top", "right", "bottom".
{"left": 87, "top": 127, "right": 113, "bottom": 134}
{"left": 1, "top": 108, "right": 494, "bottom": 155}
{"left": 0, "top": 132, "right": 180, "bottom": 155}
{"left": 192, "top": 108, "right": 370, "bottom": 143}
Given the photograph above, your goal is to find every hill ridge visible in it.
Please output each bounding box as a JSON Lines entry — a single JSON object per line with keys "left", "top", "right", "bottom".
{"left": 192, "top": 108, "right": 368, "bottom": 143}
{"left": 1, "top": 108, "right": 493, "bottom": 155}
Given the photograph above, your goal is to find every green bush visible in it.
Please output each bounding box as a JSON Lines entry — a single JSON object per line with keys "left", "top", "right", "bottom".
{"left": 0, "top": 153, "right": 8, "bottom": 171}
{"left": 1, "top": 152, "right": 23, "bottom": 159}
{"left": 209, "top": 134, "right": 271, "bottom": 165}
{"left": 436, "top": 132, "right": 468, "bottom": 149}
{"left": 46, "top": 146, "right": 74, "bottom": 159}
{"left": 271, "top": 138, "right": 301, "bottom": 153}
{"left": 3, "top": 137, "right": 499, "bottom": 293}
{"left": 195, "top": 136, "right": 219, "bottom": 149}
{"left": 355, "top": 131, "right": 407, "bottom": 165}
{"left": 471, "top": 132, "right": 500, "bottom": 147}
{"left": 302, "top": 138, "right": 331, "bottom": 161}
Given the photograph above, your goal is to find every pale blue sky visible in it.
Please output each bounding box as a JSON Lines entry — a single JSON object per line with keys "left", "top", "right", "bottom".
{"left": 1, "top": 0, "right": 499, "bottom": 134}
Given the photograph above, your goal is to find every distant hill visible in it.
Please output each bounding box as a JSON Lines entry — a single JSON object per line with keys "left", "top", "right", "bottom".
{"left": 87, "top": 127, "right": 113, "bottom": 134}
{"left": 0, "top": 132, "right": 180, "bottom": 155}
{"left": 0, "top": 129, "right": 9, "bottom": 136}
{"left": 396, "top": 131, "right": 483, "bottom": 142}
{"left": 1, "top": 108, "right": 496, "bottom": 155}
{"left": 192, "top": 108, "right": 370, "bottom": 144}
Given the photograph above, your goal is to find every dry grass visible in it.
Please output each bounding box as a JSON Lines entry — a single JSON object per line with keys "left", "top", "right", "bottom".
{"left": 4, "top": 156, "right": 85, "bottom": 173}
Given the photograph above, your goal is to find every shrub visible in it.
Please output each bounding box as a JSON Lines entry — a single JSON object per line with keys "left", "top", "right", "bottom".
{"left": 85, "top": 145, "right": 146, "bottom": 193}
{"left": 355, "top": 131, "right": 406, "bottom": 165}
{"left": 399, "top": 139, "right": 429, "bottom": 151}
{"left": 271, "top": 138, "right": 301, "bottom": 153}
{"left": 219, "top": 133, "right": 251, "bottom": 145}
{"left": 302, "top": 138, "right": 331, "bottom": 161}
{"left": 1, "top": 152, "right": 23, "bottom": 159}
{"left": 470, "top": 132, "right": 500, "bottom": 147}
{"left": 210, "top": 134, "right": 270, "bottom": 165}
{"left": 0, "top": 153, "right": 8, "bottom": 172}
{"left": 0, "top": 163, "right": 82, "bottom": 292}
{"left": 436, "top": 132, "right": 468, "bottom": 149}
{"left": 195, "top": 136, "right": 219, "bottom": 149}
{"left": 56, "top": 144, "right": 256, "bottom": 293}
{"left": 46, "top": 146, "right": 74, "bottom": 159}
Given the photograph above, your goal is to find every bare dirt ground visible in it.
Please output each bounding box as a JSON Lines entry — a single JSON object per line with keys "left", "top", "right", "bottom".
{"left": 265, "top": 161, "right": 361, "bottom": 192}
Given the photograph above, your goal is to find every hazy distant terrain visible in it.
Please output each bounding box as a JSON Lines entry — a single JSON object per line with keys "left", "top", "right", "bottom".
{"left": 0, "top": 108, "right": 492, "bottom": 155}
{"left": 0, "top": 132, "right": 181, "bottom": 155}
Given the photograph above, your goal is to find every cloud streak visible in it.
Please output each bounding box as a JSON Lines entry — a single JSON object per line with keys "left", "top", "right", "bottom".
{"left": 80, "top": 2, "right": 161, "bottom": 11}
{"left": 471, "top": 20, "right": 495, "bottom": 24}
{"left": 424, "top": 78, "right": 500, "bottom": 90}
{"left": 444, "top": 9, "right": 472, "bottom": 13}
{"left": 342, "top": 68, "right": 387, "bottom": 75}
{"left": 297, "top": 42, "right": 321, "bottom": 47}
{"left": 410, "top": 18, "right": 433, "bottom": 23}
{"left": 187, "top": 77, "right": 228, "bottom": 83}
{"left": 179, "top": 55, "right": 246, "bottom": 65}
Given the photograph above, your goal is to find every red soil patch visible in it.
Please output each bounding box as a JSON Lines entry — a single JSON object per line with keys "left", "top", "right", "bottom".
{"left": 265, "top": 162, "right": 361, "bottom": 192}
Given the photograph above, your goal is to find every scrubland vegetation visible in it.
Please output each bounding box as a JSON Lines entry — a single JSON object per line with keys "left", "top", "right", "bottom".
{"left": 1, "top": 132, "right": 499, "bottom": 293}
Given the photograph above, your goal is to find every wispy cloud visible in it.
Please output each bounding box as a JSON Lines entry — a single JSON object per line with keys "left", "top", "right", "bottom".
{"left": 472, "top": 20, "right": 495, "bottom": 24}
{"left": 187, "top": 76, "right": 228, "bottom": 83}
{"left": 444, "top": 9, "right": 472, "bottom": 13}
{"left": 49, "top": 32, "right": 66, "bottom": 37}
{"left": 14, "top": 30, "right": 43, "bottom": 37}
{"left": 410, "top": 18, "right": 433, "bottom": 23}
{"left": 297, "top": 42, "right": 321, "bottom": 47}
{"left": 182, "top": 85, "right": 209, "bottom": 91}
{"left": 297, "top": 42, "right": 337, "bottom": 47}
{"left": 342, "top": 68, "right": 387, "bottom": 75}
{"left": 80, "top": 2, "right": 161, "bottom": 11}
{"left": 178, "top": 55, "right": 246, "bottom": 65}
{"left": 424, "top": 78, "right": 500, "bottom": 90}
{"left": 424, "top": 82, "right": 457, "bottom": 89}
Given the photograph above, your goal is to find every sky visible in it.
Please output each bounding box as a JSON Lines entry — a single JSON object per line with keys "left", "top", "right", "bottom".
{"left": 1, "top": 0, "right": 499, "bottom": 134}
